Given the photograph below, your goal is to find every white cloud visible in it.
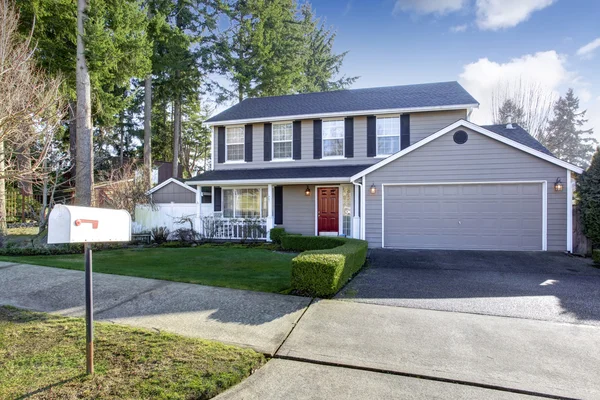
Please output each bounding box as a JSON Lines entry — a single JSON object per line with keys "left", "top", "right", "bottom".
{"left": 393, "top": 0, "right": 467, "bottom": 15}
{"left": 450, "top": 24, "right": 468, "bottom": 32}
{"left": 475, "top": 0, "right": 555, "bottom": 30}
{"left": 579, "top": 88, "right": 592, "bottom": 103}
{"left": 576, "top": 38, "right": 600, "bottom": 59}
{"left": 459, "top": 51, "right": 569, "bottom": 124}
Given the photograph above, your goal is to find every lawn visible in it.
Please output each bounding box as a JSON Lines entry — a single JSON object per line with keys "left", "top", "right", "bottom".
{"left": 0, "top": 245, "right": 296, "bottom": 293}
{"left": 0, "top": 306, "right": 265, "bottom": 399}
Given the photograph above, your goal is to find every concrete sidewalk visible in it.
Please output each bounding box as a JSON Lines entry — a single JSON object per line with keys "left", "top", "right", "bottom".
{"left": 214, "top": 359, "right": 539, "bottom": 400}
{"left": 0, "top": 263, "right": 310, "bottom": 355}
{"left": 278, "top": 299, "right": 600, "bottom": 400}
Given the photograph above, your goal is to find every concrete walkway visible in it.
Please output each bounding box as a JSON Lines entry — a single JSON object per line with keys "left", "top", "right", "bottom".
{"left": 0, "top": 262, "right": 310, "bottom": 355}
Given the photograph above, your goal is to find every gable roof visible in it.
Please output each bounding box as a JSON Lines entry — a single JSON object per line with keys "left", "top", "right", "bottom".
{"left": 187, "top": 164, "right": 371, "bottom": 185}
{"left": 351, "top": 120, "right": 584, "bottom": 181}
{"left": 147, "top": 177, "right": 197, "bottom": 195}
{"left": 482, "top": 123, "right": 553, "bottom": 156}
{"left": 205, "top": 81, "right": 479, "bottom": 125}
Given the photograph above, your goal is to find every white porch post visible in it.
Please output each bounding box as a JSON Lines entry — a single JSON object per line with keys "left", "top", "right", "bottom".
{"left": 195, "top": 185, "right": 202, "bottom": 237}
{"left": 567, "top": 171, "right": 573, "bottom": 253}
{"left": 266, "top": 184, "right": 274, "bottom": 241}
{"left": 352, "top": 183, "right": 361, "bottom": 239}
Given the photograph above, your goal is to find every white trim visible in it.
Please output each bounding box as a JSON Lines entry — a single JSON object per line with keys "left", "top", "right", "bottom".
{"left": 361, "top": 176, "right": 366, "bottom": 240}
{"left": 211, "top": 127, "right": 216, "bottom": 171}
{"left": 381, "top": 181, "right": 548, "bottom": 251}
{"left": 204, "top": 103, "right": 480, "bottom": 127}
{"left": 272, "top": 121, "right": 294, "bottom": 161}
{"left": 224, "top": 160, "right": 246, "bottom": 165}
{"left": 146, "top": 177, "right": 197, "bottom": 195}
{"left": 322, "top": 119, "right": 345, "bottom": 158}
{"left": 567, "top": 171, "right": 573, "bottom": 253}
{"left": 314, "top": 185, "right": 343, "bottom": 236}
{"left": 351, "top": 119, "right": 584, "bottom": 181}
{"left": 187, "top": 177, "right": 351, "bottom": 186}
{"left": 225, "top": 126, "right": 245, "bottom": 163}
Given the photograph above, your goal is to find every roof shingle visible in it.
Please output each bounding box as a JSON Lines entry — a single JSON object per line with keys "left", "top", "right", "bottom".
{"left": 188, "top": 164, "right": 372, "bottom": 182}
{"left": 482, "top": 123, "right": 553, "bottom": 156}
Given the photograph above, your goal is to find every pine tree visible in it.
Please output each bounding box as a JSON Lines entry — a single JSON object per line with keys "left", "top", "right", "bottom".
{"left": 577, "top": 147, "right": 600, "bottom": 246}
{"left": 494, "top": 99, "right": 525, "bottom": 126}
{"left": 545, "top": 89, "right": 597, "bottom": 168}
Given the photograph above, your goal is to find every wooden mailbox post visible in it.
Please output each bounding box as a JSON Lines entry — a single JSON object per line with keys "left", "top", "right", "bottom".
{"left": 48, "top": 205, "right": 131, "bottom": 374}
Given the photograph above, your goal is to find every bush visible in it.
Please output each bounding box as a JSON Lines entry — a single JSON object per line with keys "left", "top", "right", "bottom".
{"left": 289, "top": 236, "right": 368, "bottom": 297}
{"left": 151, "top": 226, "right": 170, "bottom": 244}
{"left": 269, "top": 227, "right": 286, "bottom": 245}
{"left": 593, "top": 249, "right": 600, "bottom": 264}
{"left": 0, "top": 246, "right": 81, "bottom": 256}
{"left": 578, "top": 149, "right": 600, "bottom": 246}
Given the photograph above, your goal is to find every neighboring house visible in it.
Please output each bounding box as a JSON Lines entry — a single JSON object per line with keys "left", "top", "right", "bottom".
{"left": 186, "top": 81, "right": 583, "bottom": 251}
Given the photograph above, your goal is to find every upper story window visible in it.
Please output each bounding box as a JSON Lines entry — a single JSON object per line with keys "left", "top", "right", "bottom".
{"left": 226, "top": 126, "right": 244, "bottom": 162}
{"left": 376, "top": 117, "right": 400, "bottom": 156}
{"left": 323, "top": 119, "right": 344, "bottom": 158}
{"left": 273, "top": 122, "right": 293, "bottom": 160}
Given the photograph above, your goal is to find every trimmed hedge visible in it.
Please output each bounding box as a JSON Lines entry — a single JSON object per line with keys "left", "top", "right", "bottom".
{"left": 593, "top": 249, "right": 600, "bottom": 264}
{"left": 269, "top": 227, "right": 287, "bottom": 245}
{"left": 287, "top": 236, "right": 368, "bottom": 297}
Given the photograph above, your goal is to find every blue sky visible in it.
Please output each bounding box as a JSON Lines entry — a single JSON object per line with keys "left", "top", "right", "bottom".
{"left": 309, "top": 0, "right": 600, "bottom": 139}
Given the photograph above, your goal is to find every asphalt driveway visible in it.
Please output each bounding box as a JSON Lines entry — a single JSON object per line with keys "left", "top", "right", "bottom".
{"left": 336, "top": 249, "right": 600, "bottom": 326}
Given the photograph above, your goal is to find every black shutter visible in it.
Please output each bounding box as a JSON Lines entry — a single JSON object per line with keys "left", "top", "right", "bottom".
{"left": 401, "top": 114, "right": 410, "bottom": 150}
{"left": 313, "top": 120, "right": 322, "bottom": 159}
{"left": 293, "top": 120, "right": 302, "bottom": 160}
{"left": 214, "top": 187, "right": 222, "bottom": 212}
{"left": 367, "top": 116, "right": 376, "bottom": 157}
{"left": 264, "top": 123, "right": 272, "bottom": 161}
{"left": 345, "top": 117, "right": 354, "bottom": 158}
{"left": 217, "top": 127, "right": 225, "bottom": 163}
{"left": 274, "top": 186, "right": 283, "bottom": 225}
{"left": 244, "top": 124, "right": 253, "bottom": 162}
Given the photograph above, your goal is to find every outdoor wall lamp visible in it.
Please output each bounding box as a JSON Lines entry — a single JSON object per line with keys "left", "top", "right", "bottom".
{"left": 370, "top": 183, "right": 377, "bottom": 195}
{"left": 305, "top": 185, "right": 311, "bottom": 196}
{"left": 554, "top": 178, "right": 564, "bottom": 192}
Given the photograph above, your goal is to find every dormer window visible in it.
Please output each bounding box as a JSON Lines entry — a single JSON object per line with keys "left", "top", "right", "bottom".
{"left": 322, "top": 119, "right": 344, "bottom": 158}
{"left": 376, "top": 116, "right": 400, "bottom": 156}
{"left": 273, "top": 122, "right": 293, "bottom": 160}
{"left": 226, "top": 126, "right": 244, "bottom": 162}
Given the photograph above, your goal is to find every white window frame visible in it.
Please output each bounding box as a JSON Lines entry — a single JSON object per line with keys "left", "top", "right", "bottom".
{"left": 272, "top": 122, "right": 294, "bottom": 161}
{"left": 225, "top": 126, "right": 245, "bottom": 163}
{"left": 376, "top": 116, "right": 400, "bottom": 157}
{"left": 322, "top": 119, "right": 345, "bottom": 159}
{"left": 222, "top": 187, "right": 268, "bottom": 219}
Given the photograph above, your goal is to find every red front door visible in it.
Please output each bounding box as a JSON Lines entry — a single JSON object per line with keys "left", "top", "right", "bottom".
{"left": 318, "top": 187, "right": 339, "bottom": 234}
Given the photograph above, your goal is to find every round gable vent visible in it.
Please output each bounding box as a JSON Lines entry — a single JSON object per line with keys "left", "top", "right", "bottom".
{"left": 453, "top": 130, "right": 468, "bottom": 144}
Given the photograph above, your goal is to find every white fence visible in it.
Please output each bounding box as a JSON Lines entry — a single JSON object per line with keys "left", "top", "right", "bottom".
{"left": 134, "top": 203, "right": 197, "bottom": 234}
{"left": 200, "top": 217, "right": 268, "bottom": 240}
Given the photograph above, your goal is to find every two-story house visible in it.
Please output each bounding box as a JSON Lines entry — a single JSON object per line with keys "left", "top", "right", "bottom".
{"left": 186, "top": 81, "right": 583, "bottom": 251}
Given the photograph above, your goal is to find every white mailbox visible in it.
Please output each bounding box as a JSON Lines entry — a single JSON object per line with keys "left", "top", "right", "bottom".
{"left": 48, "top": 205, "right": 131, "bottom": 244}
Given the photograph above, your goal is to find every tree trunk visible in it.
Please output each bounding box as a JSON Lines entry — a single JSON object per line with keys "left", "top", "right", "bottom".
{"left": 172, "top": 97, "right": 181, "bottom": 178}
{"left": 68, "top": 101, "right": 77, "bottom": 178}
{"left": 76, "top": 0, "right": 93, "bottom": 206}
{"left": 144, "top": 75, "right": 152, "bottom": 187}
{"left": 119, "top": 114, "right": 124, "bottom": 167}
{"left": 0, "top": 141, "right": 6, "bottom": 236}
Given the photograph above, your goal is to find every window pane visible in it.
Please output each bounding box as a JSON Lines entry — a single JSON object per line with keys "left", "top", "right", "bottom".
{"left": 226, "top": 127, "right": 244, "bottom": 144}
{"left": 223, "top": 190, "right": 234, "bottom": 218}
{"left": 342, "top": 186, "right": 352, "bottom": 237}
{"left": 261, "top": 189, "right": 268, "bottom": 218}
{"left": 273, "top": 141, "right": 292, "bottom": 159}
{"left": 227, "top": 143, "right": 244, "bottom": 161}
{"left": 376, "top": 117, "right": 400, "bottom": 137}
{"left": 236, "top": 189, "right": 260, "bottom": 218}
{"left": 323, "top": 120, "right": 344, "bottom": 139}
{"left": 273, "top": 123, "right": 292, "bottom": 141}
{"left": 377, "top": 136, "right": 399, "bottom": 155}
{"left": 323, "top": 138, "right": 344, "bottom": 157}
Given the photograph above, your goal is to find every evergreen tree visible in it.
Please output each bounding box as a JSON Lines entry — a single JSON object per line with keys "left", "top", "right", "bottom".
{"left": 577, "top": 148, "right": 600, "bottom": 245}
{"left": 545, "top": 89, "right": 596, "bottom": 168}
{"left": 494, "top": 99, "right": 525, "bottom": 126}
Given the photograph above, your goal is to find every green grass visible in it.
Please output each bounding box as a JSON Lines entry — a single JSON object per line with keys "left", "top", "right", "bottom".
{"left": 0, "top": 306, "right": 265, "bottom": 399}
{"left": 7, "top": 226, "right": 39, "bottom": 236}
{"left": 0, "top": 245, "right": 296, "bottom": 293}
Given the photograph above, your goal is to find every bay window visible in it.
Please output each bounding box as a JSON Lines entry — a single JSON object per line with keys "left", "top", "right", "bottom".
{"left": 322, "top": 120, "right": 344, "bottom": 158}
{"left": 376, "top": 117, "right": 400, "bottom": 156}
{"left": 226, "top": 126, "right": 245, "bottom": 162}
{"left": 273, "top": 122, "right": 293, "bottom": 160}
{"left": 223, "top": 188, "right": 269, "bottom": 219}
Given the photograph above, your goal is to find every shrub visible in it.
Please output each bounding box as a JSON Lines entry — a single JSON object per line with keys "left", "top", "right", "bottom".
{"left": 151, "top": 226, "right": 170, "bottom": 244}
{"left": 578, "top": 148, "right": 600, "bottom": 246}
{"left": 289, "top": 237, "right": 368, "bottom": 297}
{"left": 593, "top": 249, "right": 600, "bottom": 264}
{"left": 269, "top": 227, "right": 286, "bottom": 245}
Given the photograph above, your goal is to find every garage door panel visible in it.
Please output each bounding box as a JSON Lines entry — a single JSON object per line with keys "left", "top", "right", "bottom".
{"left": 383, "top": 183, "right": 543, "bottom": 251}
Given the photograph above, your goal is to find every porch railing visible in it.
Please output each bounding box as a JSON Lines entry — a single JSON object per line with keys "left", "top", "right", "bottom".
{"left": 200, "top": 217, "right": 268, "bottom": 240}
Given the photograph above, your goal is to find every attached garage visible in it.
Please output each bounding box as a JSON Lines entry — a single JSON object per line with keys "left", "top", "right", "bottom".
{"left": 382, "top": 182, "right": 545, "bottom": 251}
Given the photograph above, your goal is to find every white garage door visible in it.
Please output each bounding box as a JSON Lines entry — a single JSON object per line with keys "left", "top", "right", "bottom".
{"left": 383, "top": 183, "right": 544, "bottom": 251}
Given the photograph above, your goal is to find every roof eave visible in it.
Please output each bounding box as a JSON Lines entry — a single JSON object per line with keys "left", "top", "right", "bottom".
{"left": 204, "top": 103, "right": 480, "bottom": 127}
{"left": 186, "top": 177, "right": 353, "bottom": 186}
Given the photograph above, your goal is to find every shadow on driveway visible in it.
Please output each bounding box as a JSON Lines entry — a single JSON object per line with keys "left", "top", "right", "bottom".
{"left": 336, "top": 249, "right": 600, "bottom": 326}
